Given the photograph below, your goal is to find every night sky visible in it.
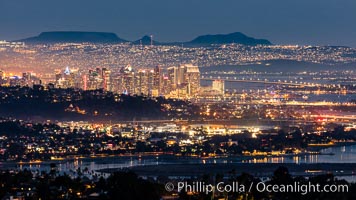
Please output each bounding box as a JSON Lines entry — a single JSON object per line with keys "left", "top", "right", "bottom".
{"left": 1, "top": 0, "right": 355, "bottom": 46}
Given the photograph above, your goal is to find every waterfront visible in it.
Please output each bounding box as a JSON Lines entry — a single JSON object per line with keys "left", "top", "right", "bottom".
{"left": 2, "top": 144, "right": 354, "bottom": 182}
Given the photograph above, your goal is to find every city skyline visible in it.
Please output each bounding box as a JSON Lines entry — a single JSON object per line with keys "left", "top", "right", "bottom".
{"left": 1, "top": 0, "right": 356, "bottom": 47}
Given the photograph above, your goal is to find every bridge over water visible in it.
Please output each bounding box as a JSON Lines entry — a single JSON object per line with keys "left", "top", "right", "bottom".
{"left": 201, "top": 78, "right": 312, "bottom": 87}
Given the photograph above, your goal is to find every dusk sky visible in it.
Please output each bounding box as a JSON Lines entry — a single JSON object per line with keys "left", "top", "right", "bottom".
{"left": 0, "top": 0, "right": 355, "bottom": 46}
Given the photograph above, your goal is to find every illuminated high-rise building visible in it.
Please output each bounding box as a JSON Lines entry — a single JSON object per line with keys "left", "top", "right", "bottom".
{"left": 22, "top": 72, "right": 31, "bottom": 81}
{"left": 161, "top": 75, "right": 170, "bottom": 95}
{"left": 0, "top": 70, "right": 4, "bottom": 79}
{"left": 152, "top": 65, "right": 162, "bottom": 95}
{"left": 20, "top": 72, "right": 41, "bottom": 87}
{"left": 183, "top": 64, "right": 200, "bottom": 97}
{"left": 55, "top": 66, "right": 78, "bottom": 88}
{"left": 167, "top": 66, "right": 178, "bottom": 90}
{"left": 165, "top": 64, "right": 201, "bottom": 98}
{"left": 49, "top": 64, "right": 200, "bottom": 98}
{"left": 177, "top": 65, "right": 185, "bottom": 85}
{"left": 0, "top": 70, "right": 4, "bottom": 85}
{"left": 212, "top": 80, "right": 225, "bottom": 94}
{"left": 102, "top": 68, "right": 111, "bottom": 91}
{"left": 86, "top": 68, "right": 109, "bottom": 90}
{"left": 147, "top": 69, "right": 155, "bottom": 96}
{"left": 135, "top": 69, "right": 150, "bottom": 95}
{"left": 117, "top": 65, "right": 135, "bottom": 95}
{"left": 87, "top": 69, "right": 96, "bottom": 90}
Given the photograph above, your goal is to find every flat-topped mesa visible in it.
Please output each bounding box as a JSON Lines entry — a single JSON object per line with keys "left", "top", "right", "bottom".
{"left": 18, "top": 31, "right": 127, "bottom": 43}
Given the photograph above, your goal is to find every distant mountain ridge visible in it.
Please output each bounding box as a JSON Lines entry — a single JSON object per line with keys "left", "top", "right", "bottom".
{"left": 17, "top": 31, "right": 272, "bottom": 46}
{"left": 188, "top": 32, "right": 271, "bottom": 46}
{"left": 18, "top": 31, "right": 127, "bottom": 43}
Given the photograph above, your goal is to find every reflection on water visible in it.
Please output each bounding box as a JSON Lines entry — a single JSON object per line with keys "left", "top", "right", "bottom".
{"left": 4, "top": 145, "right": 356, "bottom": 180}
{"left": 243, "top": 145, "right": 356, "bottom": 164}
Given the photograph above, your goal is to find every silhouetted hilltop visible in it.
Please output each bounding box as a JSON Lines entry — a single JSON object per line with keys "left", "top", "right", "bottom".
{"left": 132, "top": 35, "right": 160, "bottom": 45}
{"left": 17, "top": 31, "right": 271, "bottom": 46}
{"left": 18, "top": 31, "right": 127, "bottom": 43}
{"left": 0, "top": 87, "right": 198, "bottom": 122}
{"left": 187, "top": 32, "right": 271, "bottom": 46}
